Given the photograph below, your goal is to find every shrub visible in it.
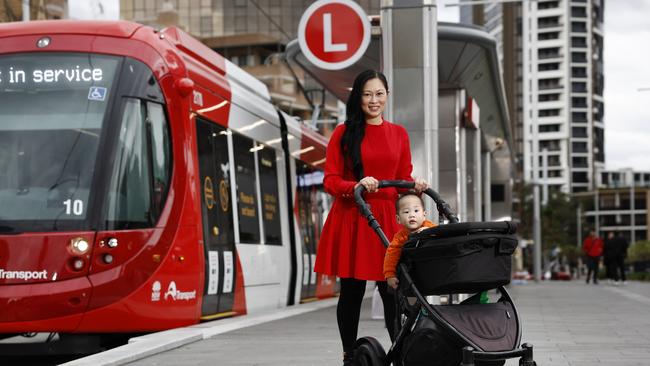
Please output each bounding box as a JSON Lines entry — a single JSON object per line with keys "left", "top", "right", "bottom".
{"left": 627, "top": 272, "right": 650, "bottom": 282}
{"left": 559, "top": 244, "right": 581, "bottom": 264}
{"left": 627, "top": 241, "right": 650, "bottom": 263}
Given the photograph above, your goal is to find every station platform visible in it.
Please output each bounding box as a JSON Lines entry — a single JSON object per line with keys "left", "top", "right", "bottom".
{"left": 63, "top": 281, "right": 650, "bottom": 366}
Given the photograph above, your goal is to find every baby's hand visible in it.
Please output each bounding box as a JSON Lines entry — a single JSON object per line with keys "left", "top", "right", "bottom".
{"left": 387, "top": 277, "right": 399, "bottom": 289}
{"left": 415, "top": 226, "right": 428, "bottom": 233}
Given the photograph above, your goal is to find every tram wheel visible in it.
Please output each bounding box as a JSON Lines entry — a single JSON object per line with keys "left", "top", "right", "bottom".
{"left": 353, "top": 336, "right": 386, "bottom": 366}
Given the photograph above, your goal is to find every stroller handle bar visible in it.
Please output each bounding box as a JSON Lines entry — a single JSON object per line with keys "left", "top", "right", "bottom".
{"left": 353, "top": 180, "right": 460, "bottom": 248}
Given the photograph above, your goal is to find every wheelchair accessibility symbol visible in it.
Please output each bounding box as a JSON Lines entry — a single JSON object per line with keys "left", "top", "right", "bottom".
{"left": 88, "top": 86, "right": 107, "bottom": 101}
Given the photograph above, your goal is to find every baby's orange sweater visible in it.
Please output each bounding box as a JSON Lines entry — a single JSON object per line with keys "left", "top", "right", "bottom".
{"left": 383, "top": 220, "right": 436, "bottom": 279}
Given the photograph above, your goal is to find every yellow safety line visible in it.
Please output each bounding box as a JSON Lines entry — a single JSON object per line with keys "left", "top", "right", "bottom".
{"left": 300, "top": 297, "right": 319, "bottom": 303}
{"left": 200, "top": 310, "right": 238, "bottom": 321}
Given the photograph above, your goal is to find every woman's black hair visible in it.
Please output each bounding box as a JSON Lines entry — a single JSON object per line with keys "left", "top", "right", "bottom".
{"left": 340, "top": 69, "right": 389, "bottom": 180}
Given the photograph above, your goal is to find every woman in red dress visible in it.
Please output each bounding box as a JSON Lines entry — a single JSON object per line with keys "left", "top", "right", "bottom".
{"left": 314, "top": 70, "right": 427, "bottom": 365}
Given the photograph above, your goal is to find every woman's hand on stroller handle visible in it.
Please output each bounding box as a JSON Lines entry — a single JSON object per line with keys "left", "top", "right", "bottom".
{"left": 354, "top": 180, "right": 460, "bottom": 224}
{"left": 355, "top": 176, "right": 380, "bottom": 193}
{"left": 413, "top": 177, "right": 428, "bottom": 193}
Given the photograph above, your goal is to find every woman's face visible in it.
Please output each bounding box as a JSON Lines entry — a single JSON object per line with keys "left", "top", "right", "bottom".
{"left": 360, "top": 78, "right": 387, "bottom": 122}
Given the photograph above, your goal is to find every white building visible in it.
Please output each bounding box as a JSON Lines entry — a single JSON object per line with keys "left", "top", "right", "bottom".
{"left": 522, "top": 0, "right": 605, "bottom": 194}
{"left": 576, "top": 168, "right": 650, "bottom": 244}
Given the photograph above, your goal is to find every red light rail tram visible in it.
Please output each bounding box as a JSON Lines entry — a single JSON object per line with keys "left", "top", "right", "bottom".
{"left": 0, "top": 20, "right": 337, "bottom": 342}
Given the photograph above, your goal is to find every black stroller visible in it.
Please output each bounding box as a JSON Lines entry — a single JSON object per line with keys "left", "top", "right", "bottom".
{"left": 352, "top": 180, "right": 536, "bottom": 366}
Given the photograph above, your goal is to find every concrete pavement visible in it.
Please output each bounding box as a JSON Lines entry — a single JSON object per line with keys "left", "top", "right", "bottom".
{"left": 66, "top": 281, "right": 650, "bottom": 366}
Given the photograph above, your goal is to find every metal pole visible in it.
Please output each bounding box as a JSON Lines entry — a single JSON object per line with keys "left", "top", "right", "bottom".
{"left": 381, "top": 0, "right": 438, "bottom": 220}
{"left": 460, "top": 120, "right": 467, "bottom": 222}
{"left": 533, "top": 183, "right": 542, "bottom": 282}
{"left": 577, "top": 204, "right": 582, "bottom": 247}
{"left": 474, "top": 128, "right": 482, "bottom": 221}
{"left": 631, "top": 171, "right": 636, "bottom": 244}
{"left": 542, "top": 148, "right": 548, "bottom": 205}
{"left": 594, "top": 190, "right": 599, "bottom": 236}
{"left": 483, "top": 151, "right": 491, "bottom": 221}
{"left": 22, "top": 0, "right": 30, "bottom": 21}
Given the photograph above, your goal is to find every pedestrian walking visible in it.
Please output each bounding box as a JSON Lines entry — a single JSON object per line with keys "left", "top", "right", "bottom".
{"left": 313, "top": 69, "right": 428, "bottom": 365}
{"left": 603, "top": 232, "right": 617, "bottom": 283}
{"left": 582, "top": 230, "right": 603, "bottom": 284}
{"left": 612, "top": 233, "right": 630, "bottom": 284}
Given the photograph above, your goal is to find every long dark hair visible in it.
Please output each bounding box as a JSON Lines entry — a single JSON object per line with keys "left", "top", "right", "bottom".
{"left": 340, "top": 70, "right": 389, "bottom": 180}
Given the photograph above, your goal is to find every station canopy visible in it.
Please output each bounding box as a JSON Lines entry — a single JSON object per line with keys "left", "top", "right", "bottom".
{"left": 285, "top": 22, "right": 513, "bottom": 163}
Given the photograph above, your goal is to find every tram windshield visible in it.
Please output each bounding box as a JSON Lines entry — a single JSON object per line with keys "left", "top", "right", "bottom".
{"left": 0, "top": 53, "right": 119, "bottom": 232}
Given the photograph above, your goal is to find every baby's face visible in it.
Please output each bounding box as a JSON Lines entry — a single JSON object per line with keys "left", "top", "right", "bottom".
{"left": 396, "top": 195, "right": 426, "bottom": 231}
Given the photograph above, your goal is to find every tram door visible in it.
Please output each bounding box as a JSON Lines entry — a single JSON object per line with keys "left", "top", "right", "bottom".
{"left": 195, "top": 118, "right": 237, "bottom": 318}
{"left": 296, "top": 162, "right": 319, "bottom": 301}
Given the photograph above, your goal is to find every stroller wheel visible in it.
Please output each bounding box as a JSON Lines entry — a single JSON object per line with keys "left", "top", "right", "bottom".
{"left": 353, "top": 337, "right": 386, "bottom": 366}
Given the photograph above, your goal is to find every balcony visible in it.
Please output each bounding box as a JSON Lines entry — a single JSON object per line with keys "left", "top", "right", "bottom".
{"left": 571, "top": 7, "right": 587, "bottom": 18}
{"left": 571, "top": 38, "right": 587, "bottom": 48}
{"left": 538, "top": 17, "right": 562, "bottom": 29}
{"left": 572, "top": 83, "right": 587, "bottom": 93}
{"left": 571, "top": 22, "right": 587, "bottom": 33}
{"left": 571, "top": 53, "right": 588, "bottom": 63}
{"left": 539, "top": 52, "right": 563, "bottom": 60}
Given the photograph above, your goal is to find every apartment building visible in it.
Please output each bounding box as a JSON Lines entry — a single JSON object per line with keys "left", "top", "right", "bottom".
{"left": 577, "top": 168, "right": 650, "bottom": 243}
{"left": 462, "top": 0, "right": 605, "bottom": 194}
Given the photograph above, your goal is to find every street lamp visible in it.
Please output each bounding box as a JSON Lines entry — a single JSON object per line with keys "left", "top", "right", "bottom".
{"left": 22, "top": 0, "right": 29, "bottom": 21}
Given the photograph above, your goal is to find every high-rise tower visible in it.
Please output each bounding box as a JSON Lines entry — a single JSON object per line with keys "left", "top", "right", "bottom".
{"left": 463, "top": 0, "right": 605, "bottom": 194}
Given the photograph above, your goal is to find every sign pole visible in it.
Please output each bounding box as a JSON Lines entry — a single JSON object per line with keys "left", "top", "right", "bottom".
{"left": 534, "top": 183, "right": 542, "bottom": 282}
{"left": 381, "top": 0, "right": 439, "bottom": 221}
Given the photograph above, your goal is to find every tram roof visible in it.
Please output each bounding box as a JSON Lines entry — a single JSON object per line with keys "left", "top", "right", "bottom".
{"left": 0, "top": 20, "right": 142, "bottom": 38}
{"left": 285, "top": 22, "right": 513, "bottom": 161}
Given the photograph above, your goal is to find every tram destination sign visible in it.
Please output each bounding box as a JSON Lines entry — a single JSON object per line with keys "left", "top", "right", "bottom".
{"left": 0, "top": 64, "right": 104, "bottom": 86}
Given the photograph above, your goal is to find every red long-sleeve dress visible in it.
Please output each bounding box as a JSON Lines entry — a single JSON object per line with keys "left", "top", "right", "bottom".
{"left": 314, "top": 120, "right": 414, "bottom": 281}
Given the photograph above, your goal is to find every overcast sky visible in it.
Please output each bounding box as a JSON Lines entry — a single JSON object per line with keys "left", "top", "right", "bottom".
{"left": 601, "top": 0, "right": 650, "bottom": 171}
{"left": 69, "top": 0, "right": 649, "bottom": 171}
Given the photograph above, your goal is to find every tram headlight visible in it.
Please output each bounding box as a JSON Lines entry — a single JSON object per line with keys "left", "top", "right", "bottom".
{"left": 103, "top": 254, "right": 114, "bottom": 264}
{"left": 70, "top": 237, "right": 90, "bottom": 255}
{"left": 107, "top": 238, "right": 118, "bottom": 248}
{"left": 71, "top": 258, "right": 85, "bottom": 271}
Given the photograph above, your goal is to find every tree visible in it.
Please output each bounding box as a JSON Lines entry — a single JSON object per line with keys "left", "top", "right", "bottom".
{"left": 517, "top": 184, "right": 579, "bottom": 266}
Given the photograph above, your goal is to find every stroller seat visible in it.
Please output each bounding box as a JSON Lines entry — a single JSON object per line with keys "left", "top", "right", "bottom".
{"left": 400, "top": 221, "right": 519, "bottom": 295}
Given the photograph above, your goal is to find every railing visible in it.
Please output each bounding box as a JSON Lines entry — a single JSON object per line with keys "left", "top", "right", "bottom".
{"left": 538, "top": 22, "right": 562, "bottom": 29}
{"left": 539, "top": 53, "right": 563, "bottom": 60}
{"left": 539, "top": 84, "right": 564, "bottom": 91}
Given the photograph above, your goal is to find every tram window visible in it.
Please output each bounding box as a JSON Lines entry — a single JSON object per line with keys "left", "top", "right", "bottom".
{"left": 232, "top": 133, "right": 260, "bottom": 243}
{"left": 106, "top": 98, "right": 170, "bottom": 229}
{"left": 106, "top": 98, "right": 152, "bottom": 229}
{"left": 147, "top": 102, "right": 171, "bottom": 219}
{"left": 0, "top": 53, "right": 119, "bottom": 231}
{"left": 295, "top": 161, "right": 329, "bottom": 251}
{"left": 196, "top": 118, "right": 234, "bottom": 246}
{"left": 258, "top": 146, "right": 281, "bottom": 245}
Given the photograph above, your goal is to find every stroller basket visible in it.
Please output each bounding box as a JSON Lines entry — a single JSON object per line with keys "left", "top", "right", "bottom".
{"left": 402, "top": 301, "right": 519, "bottom": 365}
{"left": 401, "top": 221, "right": 518, "bottom": 295}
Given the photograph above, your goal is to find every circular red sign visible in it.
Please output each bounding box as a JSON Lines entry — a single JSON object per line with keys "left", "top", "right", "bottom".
{"left": 298, "top": 0, "right": 370, "bottom": 70}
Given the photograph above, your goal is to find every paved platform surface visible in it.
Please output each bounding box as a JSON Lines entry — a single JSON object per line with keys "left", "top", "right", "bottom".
{"left": 70, "top": 281, "right": 650, "bottom": 366}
